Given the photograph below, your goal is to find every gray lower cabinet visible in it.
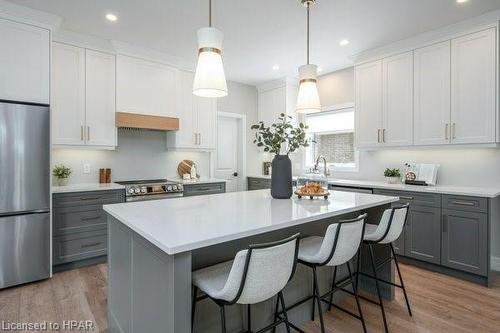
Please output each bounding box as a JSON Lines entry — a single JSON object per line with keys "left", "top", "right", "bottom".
{"left": 442, "top": 209, "right": 488, "bottom": 276}
{"left": 183, "top": 182, "right": 226, "bottom": 197}
{"left": 248, "top": 177, "right": 271, "bottom": 190}
{"left": 52, "top": 189, "right": 125, "bottom": 269}
{"left": 405, "top": 206, "right": 441, "bottom": 264}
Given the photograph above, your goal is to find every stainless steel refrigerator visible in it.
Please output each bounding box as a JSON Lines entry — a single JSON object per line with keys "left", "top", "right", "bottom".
{"left": 0, "top": 100, "right": 50, "bottom": 289}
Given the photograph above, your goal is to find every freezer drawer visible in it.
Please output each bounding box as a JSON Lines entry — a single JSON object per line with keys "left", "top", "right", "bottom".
{"left": 0, "top": 212, "right": 50, "bottom": 289}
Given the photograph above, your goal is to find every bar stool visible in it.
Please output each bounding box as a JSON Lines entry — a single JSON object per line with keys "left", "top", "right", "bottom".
{"left": 191, "top": 233, "right": 300, "bottom": 333}
{"left": 286, "top": 214, "right": 368, "bottom": 333}
{"left": 356, "top": 203, "right": 412, "bottom": 333}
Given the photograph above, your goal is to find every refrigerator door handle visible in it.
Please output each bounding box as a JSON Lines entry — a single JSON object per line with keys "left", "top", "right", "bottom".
{"left": 0, "top": 209, "right": 50, "bottom": 218}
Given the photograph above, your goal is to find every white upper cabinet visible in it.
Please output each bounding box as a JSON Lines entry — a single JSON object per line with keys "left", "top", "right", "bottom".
{"left": 414, "top": 41, "right": 451, "bottom": 146}
{"left": 355, "top": 60, "right": 383, "bottom": 148}
{"left": 52, "top": 42, "right": 116, "bottom": 148}
{"left": 116, "top": 55, "right": 178, "bottom": 117}
{"left": 451, "top": 28, "right": 496, "bottom": 144}
{"left": 85, "top": 49, "right": 117, "bottom": 147}
{"left": 166, "top": 70, "right": 217, "bottom": 150}
{"left": 257, "top": 81, "right": 298, "bottom": 127}
{"left": 0, "top": 18, "right": 49, "bottom": 104}
{"left": 52, "top": 42, "right": 86, "bottom": 145}
{"left": 382, "top": 51, "right": 414, "bottom": 146}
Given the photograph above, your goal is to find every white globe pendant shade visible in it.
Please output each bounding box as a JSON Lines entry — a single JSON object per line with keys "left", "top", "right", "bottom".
{"left": 193, "top": 27, "right": 228, "bottom": 98}
{"left": 296, "top": 64, "right": 321, "bottom": 113}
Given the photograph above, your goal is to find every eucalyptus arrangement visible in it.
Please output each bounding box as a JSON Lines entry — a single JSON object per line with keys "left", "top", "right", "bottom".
{"left": 251, "top": 114, "right": 312, "bottom": 199}
{"left": 384, "top": 168, "right": 401, "bottom": 184}
{"left": 53, "top": 164, "right": 72, "bottom": 186}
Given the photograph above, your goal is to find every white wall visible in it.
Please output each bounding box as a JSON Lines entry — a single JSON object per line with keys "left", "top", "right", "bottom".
{"left": 217, "top": 80, "right": 263, "bottom": 176}
{"left": 317, "top": 69, "right": 500, "bottom": 188}
{"left": 52, "top": 129, "right": 210, "bottom": 184}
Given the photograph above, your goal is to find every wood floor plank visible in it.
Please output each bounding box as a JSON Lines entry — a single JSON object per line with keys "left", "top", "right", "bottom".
{"left": 0, "top": 263, "right": 498, "bottom": 333}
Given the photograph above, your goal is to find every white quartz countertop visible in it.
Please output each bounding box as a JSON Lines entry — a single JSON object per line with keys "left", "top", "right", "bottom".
{"left": 174, "top": 177, "right": 228, "bottom": 185}
{"left": 247, "top": 175, "right": 500, "bottom": 198}
{"left": 52, "top": 183, "right": 125, "bottom": 194}
{"left": 104, "top": 190, "right": 398, "bottom": 255}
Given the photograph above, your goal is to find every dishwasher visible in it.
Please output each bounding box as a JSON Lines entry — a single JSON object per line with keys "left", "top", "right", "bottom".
{"left": 328, "top": 185, "right": 373, "bottom": 194}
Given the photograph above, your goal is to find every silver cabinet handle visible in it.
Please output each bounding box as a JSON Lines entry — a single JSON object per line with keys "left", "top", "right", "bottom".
{"left": 87, "top": 126, "right": 90, "bottom": 141}
{"left": 445, "top": 124, "right": 449, "bottom": 140}
{"left": 81, "top": 242, "right": 101, "bottom": 248}
{"left": 194, "top": 133, "right": 198, "bottom": 145}
{"left": 451, "top": 200, "right": 475, "bottom": 206}
{"left": 382, "top": 129, "right": 386, "bottom": 143}
{"left": 198, "top": 133, "right": 201, "bottom": 145}
{"left": 452, "top": 123, "right": 456, "bottom": 139}
{"left": 377, "top": 129, "right": 381, "bottom": 143}
{"left": 399, "top": 196, "right": 414, "bottom": 200}
{"left": 81, "top": 126, "right": 84, "bottom": 141}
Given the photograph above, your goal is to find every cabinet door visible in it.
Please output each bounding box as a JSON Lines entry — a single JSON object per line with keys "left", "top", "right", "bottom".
{"left": 116, "top": 55, "right": 177, "bottom": 117}
{"left": 0, "top": 18, "right": 49, "bottom": 104}
{"left": 451, "top": 28, "right": 496, "bottom": 144}
{"left": 85, "top": 50, "right": 116, "bottom": 147}
{"left": 382, "top": 52, "right": 414, "bottom": 146}
{"left": 196, "top": 97, "right": 217, "bottom": 150}
{"left": 355, "top": 60, "right": 383, "bottom": 148}
{"left": 442, "top": 209, "right": 487, "bottom": 276}
{"left": 51, "top": 42, "right": 86, "bottom": 145}
{"left": 166, "top": 70, "right": 196, "bottom": 149}
{"left": 414, "top": 42, "right": 451, "bottom": 146}
{"left": 404, "top": 205, "right": 441, "bottom": 264}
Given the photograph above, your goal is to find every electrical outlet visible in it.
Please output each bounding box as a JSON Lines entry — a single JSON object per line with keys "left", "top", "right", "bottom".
{"left": 83, "top": 163, "right": 91, "bottom": 174}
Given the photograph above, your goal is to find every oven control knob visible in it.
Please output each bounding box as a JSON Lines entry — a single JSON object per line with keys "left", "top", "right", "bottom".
{"left": 134, "top": 187, "right": 141, "bottom": 194}
{"left": 167, "top": 185, "right": 173, "bottom": 191}
{"left": 141, "top": 187, "right": 147, "bottom": 193}
{"left": 172, "top": 185, "right": 178, "bottom": 191}
{"left": 128, "top": 188, "right": 134, "bottom": 194}
{"left": 177, "top": 184, "right": 183, "bottom": 191}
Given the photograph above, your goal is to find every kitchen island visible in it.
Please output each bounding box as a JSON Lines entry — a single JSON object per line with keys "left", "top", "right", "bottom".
{"left": 104, "top": 190, "right": 398, "bottom": 333}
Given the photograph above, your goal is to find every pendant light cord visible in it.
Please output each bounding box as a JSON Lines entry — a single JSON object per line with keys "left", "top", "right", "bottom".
{"left": 209, "top": 0, "right": 212, "bottom": 27}
{"left": 306, "top": 2, "right": 310, "bottom": 64}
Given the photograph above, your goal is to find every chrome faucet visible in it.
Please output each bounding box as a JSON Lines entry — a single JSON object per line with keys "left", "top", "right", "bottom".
{"left": 313, "top": 155, "right": 330, "bottom": 177}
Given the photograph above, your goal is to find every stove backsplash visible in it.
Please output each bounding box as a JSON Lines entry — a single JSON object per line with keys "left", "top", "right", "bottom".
{"left": 52, "top": 129, "right": 210, "bottom": 184}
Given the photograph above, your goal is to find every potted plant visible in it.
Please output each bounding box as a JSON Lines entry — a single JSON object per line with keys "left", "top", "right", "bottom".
{"left": 251, "top": 114, "right": 311, "bottom": 199}
{"left": 384, "top": 168, "right": 401, "bottom": 184}
{"left": 53, "top": 164, "right": 72, "bottom": 186}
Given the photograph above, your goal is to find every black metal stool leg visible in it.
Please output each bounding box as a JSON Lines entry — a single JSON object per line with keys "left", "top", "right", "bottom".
{"left": 312, "top": 267, "right": 326, "bottom": 333}
{"left": 278, "top": 291, "right": 291, "bottom": 333}
{"left": 311, "top": 267, "right": 316, "bottom": 321}
{"left": 368, "top": 244, "right": 389, "bottom": 333}
{"left": 219, "top": 305, "right": 227, "bottom": 333}
{"left": 272, "top": 295, "right": 280, "bottom": 333}
{"left": 191, "top": 286, "right": 198, "bottom": 333}
{"left": 328, "top": 266, "right": 338, "bottom": 311}
{"left": 356, "top": 247, "right": 362, "bottom": 291}
{"left": 347, "top": 261, "right": 367, "bottom": 333}
{"left": 391, "top": 243, "right": 412, "bottom": 317}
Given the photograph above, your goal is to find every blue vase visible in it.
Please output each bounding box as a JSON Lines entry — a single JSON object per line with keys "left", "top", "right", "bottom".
{"left": 271, "top": 155, "right": 293, "bottom": 199}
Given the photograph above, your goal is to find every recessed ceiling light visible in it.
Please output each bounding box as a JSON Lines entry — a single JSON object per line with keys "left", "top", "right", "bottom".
{"left": 317, "top": 67, "right": 323, "bottom": 73}
{"left": 106, "top": 13, "right": 118, "bottom": 22}
{"left": 272, "top": 65, "right": 280, "bottom": 71}
{"left": 339, "top": 39, "right": 350, "bottom": 46}
{"left": 456, "top": 0, "right": 469, "bottom": 3}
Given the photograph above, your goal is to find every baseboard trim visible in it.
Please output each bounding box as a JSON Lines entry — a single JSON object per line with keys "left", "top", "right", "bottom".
{"left": 491, "top": 256, "right": 500, "bottom": 272}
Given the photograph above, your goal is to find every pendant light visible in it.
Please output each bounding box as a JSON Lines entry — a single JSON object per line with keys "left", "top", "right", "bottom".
{"left": 296, "top": 0, "right": 321, "bottom": 113}
{"left": 193, "top": 0, "right": 228, "bottom": 98}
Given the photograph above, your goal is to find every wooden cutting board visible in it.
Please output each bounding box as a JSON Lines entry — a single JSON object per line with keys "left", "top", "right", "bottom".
{"left": 177, "top": 160, "right": 200, "bottom": 178}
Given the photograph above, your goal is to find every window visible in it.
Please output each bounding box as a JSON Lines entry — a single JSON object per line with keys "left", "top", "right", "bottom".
{"left": 304, "top": 104, "right": 358, "bottom": 172}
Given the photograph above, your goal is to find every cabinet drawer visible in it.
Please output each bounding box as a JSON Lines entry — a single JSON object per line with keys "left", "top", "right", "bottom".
{"left": 183, "top": 182, "right": 226, "bottom": 197}
{"left": 373, "top": 189, "right": 441, "bottom": 208}
{"left": 247, "top": 177, "right": 271, "bottom": 190}
{"left": 53, "top": 190, "right": 125, "bottom": 208}
{"left": 53, "top": 231, "right": 107, "bottom": 265}
{"left": 442, "top": 195, "right": 487, "bottom": 213}
{"left": 53, "top": 205, "right": 107, "bottom": 236}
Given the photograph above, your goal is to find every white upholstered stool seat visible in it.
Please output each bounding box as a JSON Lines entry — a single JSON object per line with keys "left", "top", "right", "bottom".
{"left": 192, "top": 260, "right": 234, "bottom": 301}
{"left": 363, "top": 224, "right": 379, "bottom": 242}
{"left": 297, "top": 236, "right": 324, "bottom": 263}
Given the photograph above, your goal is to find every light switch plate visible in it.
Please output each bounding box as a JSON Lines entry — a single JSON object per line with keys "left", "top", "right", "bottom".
{"left": 83, "top": 163, "right": 91, "bottom": 174}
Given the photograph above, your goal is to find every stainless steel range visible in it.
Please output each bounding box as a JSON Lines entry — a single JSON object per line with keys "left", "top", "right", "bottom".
{"left": 116, "top": 179, "right": 184, "bottom": 202}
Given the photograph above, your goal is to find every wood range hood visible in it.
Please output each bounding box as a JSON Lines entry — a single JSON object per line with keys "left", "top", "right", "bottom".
{"left": 116, "top": 112, "right": 179, "bottom": 131}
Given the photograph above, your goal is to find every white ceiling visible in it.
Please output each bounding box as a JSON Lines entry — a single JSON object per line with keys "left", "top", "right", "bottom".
{"left": 8, "top": 0, "right": 500, "bottom": 85}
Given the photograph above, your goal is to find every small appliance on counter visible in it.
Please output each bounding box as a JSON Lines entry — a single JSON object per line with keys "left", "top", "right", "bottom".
{"left": 295, "top": 173, "right": 329, "bottom": 199}
{"left": 116, "top": 179, "right": 184, "bottom": 202}
{"left": 403, "top": 163, "right": 440, "bottom": 186}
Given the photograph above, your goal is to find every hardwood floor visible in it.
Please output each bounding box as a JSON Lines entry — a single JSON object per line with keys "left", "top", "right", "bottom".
{"left": 0, "top": 263, "right": 498, "bottom": 333}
